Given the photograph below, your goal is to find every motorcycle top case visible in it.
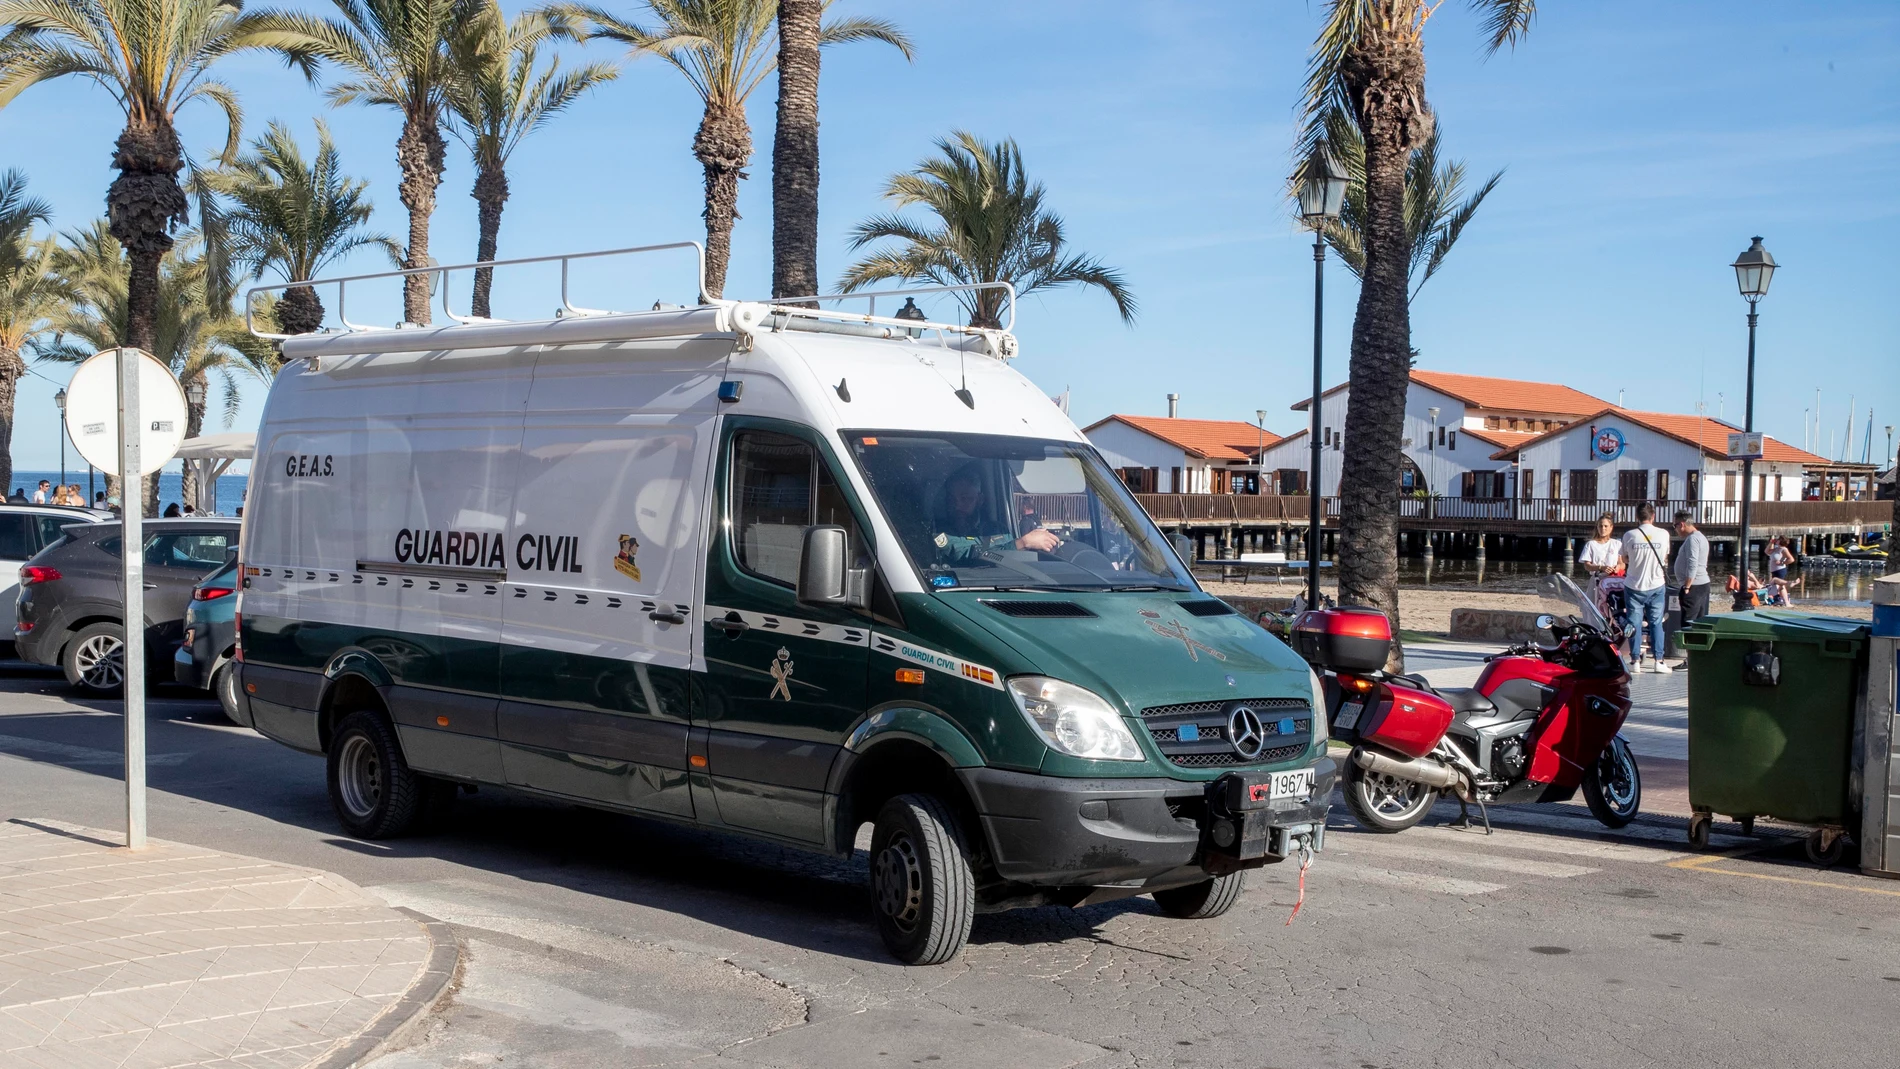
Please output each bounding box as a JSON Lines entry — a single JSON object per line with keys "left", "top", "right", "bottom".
{"left": 1357, "top": 683, "right": 1455, "bottom": 759}
{"left": 1292, "top": 606, "right": 1392, "bottom": 673}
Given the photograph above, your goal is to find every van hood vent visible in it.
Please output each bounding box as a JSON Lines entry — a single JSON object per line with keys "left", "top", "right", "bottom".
{"left": 1180, "top": 599, "right": 1236, "bottom": 617}
{"left": 980, "top": 600, "right": 1096, "bottom": 619}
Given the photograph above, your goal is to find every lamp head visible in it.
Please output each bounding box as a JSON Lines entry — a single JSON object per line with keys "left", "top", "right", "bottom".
{"left": 54, "top": 388, "right": 66, "bottom": 412}
{"left": 1293, "top": 141, "right": 1349, "bottom": 225}
{"left": 1731, "top": 236, "right": 1777, "bottom": 303}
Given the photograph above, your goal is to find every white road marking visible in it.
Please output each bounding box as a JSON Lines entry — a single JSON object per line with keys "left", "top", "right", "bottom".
{"left": 0, "top": 733, "right": 190, "bottom": 766}
{"left": 1322, "top": 864, "right": 1507, "bottom": 896}
{"left": 1331, "top": 839, "right": 1599, "bottom": 879}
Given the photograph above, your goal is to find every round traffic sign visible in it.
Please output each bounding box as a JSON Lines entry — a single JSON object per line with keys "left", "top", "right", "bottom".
{"left": 62, "top": 348, "right": 187, "bottom": 476}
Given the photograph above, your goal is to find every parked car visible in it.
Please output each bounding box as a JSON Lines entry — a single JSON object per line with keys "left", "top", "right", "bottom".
{"left": 0, "top": 502, "right": 111, "bottom": 653}
{"left": 15, "top": 518, "right": 241, "bottom": 694}
{"left": 174, "top": 552, "right": 241, "bottom": 721}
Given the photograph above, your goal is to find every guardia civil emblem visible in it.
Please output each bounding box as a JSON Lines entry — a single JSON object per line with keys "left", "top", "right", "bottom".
{"left": 613, "top": 534, "right": 641, "bottom": 581}
{"left": 768, "top": 647, "right": 794, "bottom": 700}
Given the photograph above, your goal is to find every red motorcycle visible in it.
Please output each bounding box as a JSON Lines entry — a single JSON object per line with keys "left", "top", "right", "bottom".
{"left": 1293, "top": 592, "right": 1640, "bottom": 834}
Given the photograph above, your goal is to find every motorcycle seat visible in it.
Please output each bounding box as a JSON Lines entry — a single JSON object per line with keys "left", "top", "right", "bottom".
{"left": 1436, "top": 687, "right": 1497, "bottom": 717}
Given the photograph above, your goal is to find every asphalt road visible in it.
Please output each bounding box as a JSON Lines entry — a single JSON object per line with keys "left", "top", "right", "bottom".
{"left": 3, "top": 663, "right": 1897, "bottom": 1069}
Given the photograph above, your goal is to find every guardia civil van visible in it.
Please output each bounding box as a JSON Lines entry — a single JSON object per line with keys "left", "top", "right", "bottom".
{"left": 235, "top": 245, "right": 1332, "bottom": 964}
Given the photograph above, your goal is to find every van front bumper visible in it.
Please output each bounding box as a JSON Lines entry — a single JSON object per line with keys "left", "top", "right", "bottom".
{"left": 956, "top": 758, "right": 1334, "bottom": 889}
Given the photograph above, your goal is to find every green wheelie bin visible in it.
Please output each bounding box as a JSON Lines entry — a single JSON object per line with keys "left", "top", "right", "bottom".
{"left": 1676, "top": 610, "right": 1869, "bottom": 861}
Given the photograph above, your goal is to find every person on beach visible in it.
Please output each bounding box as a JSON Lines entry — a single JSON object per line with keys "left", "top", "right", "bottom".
{"left": 1766, "top": 537, "right": 1794, "bottom": 584}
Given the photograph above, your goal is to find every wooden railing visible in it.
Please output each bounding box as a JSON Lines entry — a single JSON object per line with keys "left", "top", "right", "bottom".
{"left": 1130, "top": 494, "right": 1890, "bottom": 528}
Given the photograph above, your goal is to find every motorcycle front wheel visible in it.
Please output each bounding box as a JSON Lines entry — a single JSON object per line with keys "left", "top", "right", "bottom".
{"left": 1342, "top": 758, "right": 1440, "bottom": 832}
{"left": 1582, "top": 734, "right": 1642, "bottom": 828}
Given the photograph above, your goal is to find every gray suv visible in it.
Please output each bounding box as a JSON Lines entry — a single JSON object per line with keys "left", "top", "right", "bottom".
{"left": 15, "top": 518, "right": 240, "bottom": 694}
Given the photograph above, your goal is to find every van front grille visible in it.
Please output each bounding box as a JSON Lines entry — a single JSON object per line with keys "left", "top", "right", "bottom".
{"left": 1141, "top": 697, "right": 1312, "bottom": 769}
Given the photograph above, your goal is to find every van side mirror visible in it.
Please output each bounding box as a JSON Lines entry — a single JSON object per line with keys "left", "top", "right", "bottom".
{"left": 797, "top": 525, "right": 867, "bottom": 609}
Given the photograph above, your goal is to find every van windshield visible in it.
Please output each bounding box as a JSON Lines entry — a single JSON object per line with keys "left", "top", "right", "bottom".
{"left": 846, "top": 431, "right": 1194, "bottom": 592}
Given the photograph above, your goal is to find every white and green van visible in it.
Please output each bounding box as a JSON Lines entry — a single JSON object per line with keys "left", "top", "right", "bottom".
{"left": 236, "top": 248, "right": 1332, "bottom": 963}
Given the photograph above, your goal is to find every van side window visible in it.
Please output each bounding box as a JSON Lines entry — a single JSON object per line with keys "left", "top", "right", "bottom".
{"left": 730, "top": 431, "right": 862, "bottom": 587}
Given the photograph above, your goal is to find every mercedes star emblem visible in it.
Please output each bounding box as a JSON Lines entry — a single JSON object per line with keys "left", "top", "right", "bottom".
{"left": 1227, "top": 705, "right": 1265, "bottom": 760}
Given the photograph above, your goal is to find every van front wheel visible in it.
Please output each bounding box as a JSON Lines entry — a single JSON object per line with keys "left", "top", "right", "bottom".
{"left": 869, "top": 794, "right": 975, "bottom": 965}
{"left": 327, "top": 711, "right": 425, "bottom": 839}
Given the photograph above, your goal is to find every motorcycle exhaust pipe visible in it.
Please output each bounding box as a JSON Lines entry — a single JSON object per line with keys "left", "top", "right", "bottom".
{"left": 1353, "top": 747, "right": 1465, "bottom": 791}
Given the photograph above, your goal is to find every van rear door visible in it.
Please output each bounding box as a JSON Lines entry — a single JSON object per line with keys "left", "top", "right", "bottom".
{"left": 493, "top": 338, "right": 728, "bottom": 817}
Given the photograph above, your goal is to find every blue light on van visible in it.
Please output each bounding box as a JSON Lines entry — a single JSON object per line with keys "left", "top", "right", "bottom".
{"left": 930, "top": 574, "right": 958, "bottom": 588}
{"left": 1178, "top": 723, "right": 1200, "bottom": 742}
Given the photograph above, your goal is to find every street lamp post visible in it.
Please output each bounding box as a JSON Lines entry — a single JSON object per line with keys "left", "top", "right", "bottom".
{"left": 1255, "top": 409, "right": 1267, "bottom": 496}
{"left": 184, "top": 379, "right": 206, "bottom": 511}
{"left": 1730, "top": 236, "right": 1777, "bottom": 608}
{"left": 54, "top": 389, "right": 67, "bottom": 489}
{"left": 1294, "top": 140, "right": 1348, "bottom": 609}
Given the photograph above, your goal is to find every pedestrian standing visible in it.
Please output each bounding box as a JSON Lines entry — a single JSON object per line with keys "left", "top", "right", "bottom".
{"left": 1672, "top": 510, "right": 1710, "bottom": 668}
{"left": 1766, "top": 537, "right": 1794, "bottom": 584}
{"left": 1621, "top": 502, "right": 1672, "bottom": 673}
{"left": 31, "top": 480, "right": 50, "bottom": 504}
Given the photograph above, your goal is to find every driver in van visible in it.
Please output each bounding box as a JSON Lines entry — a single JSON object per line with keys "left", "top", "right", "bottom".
{"left": 932, "top": 464, "right": 1060, "bottom": 564}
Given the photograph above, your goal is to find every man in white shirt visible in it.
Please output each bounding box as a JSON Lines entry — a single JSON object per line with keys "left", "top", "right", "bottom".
{"left": 1620, "top": 502, "right": 1672, "bottom": 672}
{"left": 30, "top": 480, "right": 49, "bottom": 504}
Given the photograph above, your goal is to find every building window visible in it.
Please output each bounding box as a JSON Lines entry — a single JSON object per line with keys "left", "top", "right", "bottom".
{"left": 1617, "top": 469, "right": 1649, "bottom": 503}
{"left": 1522, "top": 472, "right": 1534, "bottom": 502}
{"left": 1447, "top": 431, "right": 1456, "bottom": 451}
{"left": 1437, "top": 425, "right": 1446, "bottom": 446}
{"left": 1170, "top": 466, "right": 1182, "bottom": 493}
{"left": 1569, "top": 469, "right": 1598, "bottom": 503}
{"left": 1656, "top": 470, "right": 1670, "bottom": 501}
{"left": 1548, "top": 470, "right": 1561, "bottom": 500}
{"left": 1686, "top": 471, "right": 1700, "bottom": 501}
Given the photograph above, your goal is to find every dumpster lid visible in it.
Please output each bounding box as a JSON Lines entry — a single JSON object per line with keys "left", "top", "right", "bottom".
{"left": 1687, "top": 609, "right": 1870, "bottom": 643}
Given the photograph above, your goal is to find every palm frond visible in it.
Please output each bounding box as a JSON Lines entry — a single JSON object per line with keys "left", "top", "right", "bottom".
{"left": 1475, "top": 0, "right": 1537, "bottom": 53}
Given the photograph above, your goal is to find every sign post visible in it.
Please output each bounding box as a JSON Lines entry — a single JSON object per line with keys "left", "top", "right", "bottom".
{"left": 63, "top": 348, "right": 186, "bottom": 850}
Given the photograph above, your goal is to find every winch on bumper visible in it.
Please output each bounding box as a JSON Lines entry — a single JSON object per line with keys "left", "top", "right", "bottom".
{"left": 956, "top": 758, "right": 1334, "bottom": 889}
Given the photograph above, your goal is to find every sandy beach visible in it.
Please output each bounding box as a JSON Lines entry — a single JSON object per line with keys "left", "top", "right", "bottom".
{"left": 1198, "top": 578, "right": 1876, "bottom": 635}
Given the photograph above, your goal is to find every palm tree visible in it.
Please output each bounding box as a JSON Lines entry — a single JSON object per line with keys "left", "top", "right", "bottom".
{"left": 244, "top": 0, "right": 481, "bottom": 326}
{"left": 1301, "top": 0, "right": 1535, "bottom": 660}
{"left": 447, "top": 3, "right": 616, "bottom": 318}
{"left": 770, "top": 0, "right": 819, "bottom": 299}
{"left": 0, "top": 0, "right": 283, "bottom": 354}
{"left": 0, "top": 170, "right": 59, "bottom": 493}
{"left": 42, "top": 223, "right": 273, "bottom": 507}
{"left": 840, "top": 132, "right": 1135, "bottom": 330}
{"left": 1313, "top": 114, "right": 1501, "bottom": 302}
{"left": 206, "top": 120, "right": 400, "bottom": 334}
{"left": 564, "top": 0, "right": 910, "bottom": 299}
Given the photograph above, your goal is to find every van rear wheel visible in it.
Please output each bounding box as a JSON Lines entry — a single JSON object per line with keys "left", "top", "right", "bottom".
{"left": 327, "top": 711, "right": 425, "bottom": 839}
{"left": 1152, "top": 873, "right": 1246, "bottom": 919}
{"left": 869, "top": 794, "right": 975, "bottom": 965}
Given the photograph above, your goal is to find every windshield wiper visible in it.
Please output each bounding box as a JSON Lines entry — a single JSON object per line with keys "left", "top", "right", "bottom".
{"left": 945, "top": 585, "right": 1098, "bottom": 593}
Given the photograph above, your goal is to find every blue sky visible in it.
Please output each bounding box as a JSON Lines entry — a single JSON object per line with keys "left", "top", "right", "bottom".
{"left": 3, "top": 0, "right": 1896, "bottom": 473}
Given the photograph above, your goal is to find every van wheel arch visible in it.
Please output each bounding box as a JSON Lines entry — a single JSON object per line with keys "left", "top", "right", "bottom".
{"left": 834, "top": 738, "right": 985, "bottom": 869}
{"left": 318, "top": 672, "right": 391, "bottom": 754}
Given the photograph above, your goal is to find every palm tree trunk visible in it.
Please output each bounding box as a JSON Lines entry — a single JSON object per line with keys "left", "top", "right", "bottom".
{"left": 106, "top": 121, "right": 189, "bottom": 354}
{"left": 694, "top": 104, "right": 752, "bottom": 300}
{"left": 470, "top": 165, "right": 509, "bottom": 319}
{"left": 1334, "top": 32, "right": 1432, "bottom": 671}
{"left": 179, "top": 381, "right": 207, "bottom": 511}
{"left": 396, "top": 111, "right": 446, "bottom": 326}
{"left": 0, "top": 346, "right": 21, "bottom": 496}
{"left": 277, "top": 286, "right": 325, "bottom": 334}
{"left": 771, "top": 0, "right": 822, "bottom": 301}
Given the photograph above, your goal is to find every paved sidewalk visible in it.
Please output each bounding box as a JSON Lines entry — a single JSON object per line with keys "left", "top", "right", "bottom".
{"left": 0, "top": 819, "right": 454, "bottom": 1069}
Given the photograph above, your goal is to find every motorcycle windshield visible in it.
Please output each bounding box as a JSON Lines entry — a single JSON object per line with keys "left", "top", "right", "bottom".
{"left": 1538, "top": 572, "right": 1616, "bottom": 635}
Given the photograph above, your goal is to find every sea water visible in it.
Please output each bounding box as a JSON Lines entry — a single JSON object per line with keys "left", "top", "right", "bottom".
{"left": 8, "top": 469, "right": 252, "bottom": 515}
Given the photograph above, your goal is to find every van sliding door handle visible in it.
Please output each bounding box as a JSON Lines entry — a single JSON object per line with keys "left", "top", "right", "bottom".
{"left": 649, "top": 610, "right": 688, "bottom": 626}
{"left": 713, "top": 613, "right": 749, "bottom": 638}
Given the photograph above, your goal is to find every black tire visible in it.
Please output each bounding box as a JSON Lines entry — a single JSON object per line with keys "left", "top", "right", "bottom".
{"left": 327, "top": 710, "right": 426, "bottom": 839}
{"left": 869, "top": 794, "right": 976, "bottom": 965}
{"left": 1687, "top": 813, "right": 1712, "bottom": 849}
{"left": 62, "top": 622, "right": 126, "bottom": 695}
{"left": 211, "top": 662, "right": 243, "bottom": 725}
{"left": 1805, "top": 829, "right": 1846, "bottom": 867}
{"left": 1341, "top": 755, "right": 1439, "bottom": 833}
{"left": 1582, "top": 735, "right": 1642, "bottom": 829}
{"left": 1152, "top": 873, "right": 1246, "bottom": 919}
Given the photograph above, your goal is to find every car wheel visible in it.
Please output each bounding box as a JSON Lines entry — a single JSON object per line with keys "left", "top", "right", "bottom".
{"left": 1152, "top": 873, "right": 1246, "bottom": 919}
{"left": 869, "top": 793, "right": 975, "bottom": 966}
{"left": 212, "top": 663, "right": 244, "bottom": 725}
{"left": 327, "top": 710, "right": 426, "bottom": 839}
{"left": 63, "top": 623, "right": 126, "bottom": 695}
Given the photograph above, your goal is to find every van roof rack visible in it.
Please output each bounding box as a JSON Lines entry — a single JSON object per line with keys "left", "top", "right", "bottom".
{"left": 244, "top": 244, "right": 1017, "bottom": 355}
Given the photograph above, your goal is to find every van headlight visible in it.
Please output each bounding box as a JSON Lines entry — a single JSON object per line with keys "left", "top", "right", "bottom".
{"left": 1006, "top": 676, "right": 1144, "bottom": 761}
{"left": 1309, "top": 669, "right": 1330, "bottom": 741}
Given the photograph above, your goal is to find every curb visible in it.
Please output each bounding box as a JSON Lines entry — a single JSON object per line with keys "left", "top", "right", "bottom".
{"left": 308, "top": 908, "right": 462, "bottom": 1069}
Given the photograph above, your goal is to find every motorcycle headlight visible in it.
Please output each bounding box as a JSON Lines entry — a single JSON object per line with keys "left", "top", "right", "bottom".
{"left": 1006, "top": 676, "right": 1144, "bottom": 761}
{"left": 1309, "top": 669, "right": 1330, "bottom": 742}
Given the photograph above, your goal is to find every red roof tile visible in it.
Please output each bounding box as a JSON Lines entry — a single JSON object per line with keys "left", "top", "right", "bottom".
{"left": 1084, "top": 415, "right": 1281, "bottom": 461}
{"left": 1487, "top": 408, "right": 1832, "bottom": 464}
{"left": 1460, "top": 426, "right": 1540, "bottom": 451}
{"left": 1292, "top": 369, "right": 1607, "bottom": 417}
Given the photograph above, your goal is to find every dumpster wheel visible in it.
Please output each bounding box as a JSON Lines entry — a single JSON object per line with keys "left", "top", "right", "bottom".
{"left": 1804, "top": 827, "right": 1847, "bottom": 867}
{"left": 1687, "top": 812, "right": 1712, "bottom": 849}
